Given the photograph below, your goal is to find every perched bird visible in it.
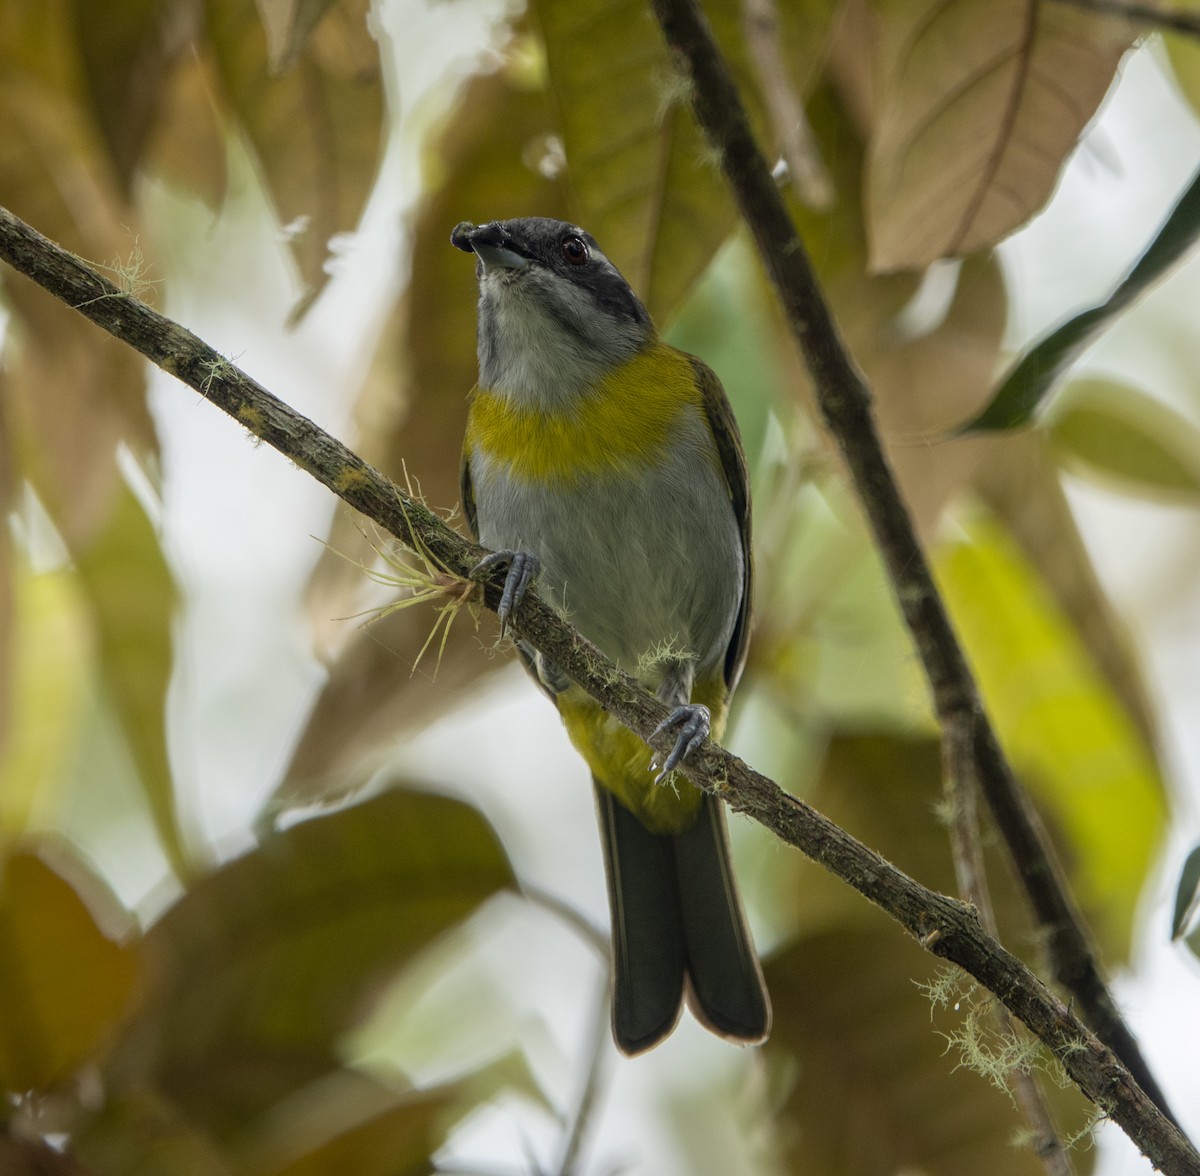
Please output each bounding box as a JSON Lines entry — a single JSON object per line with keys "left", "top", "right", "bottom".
{"left": 453, "top": 217, "right": 770, "bottom": 1055}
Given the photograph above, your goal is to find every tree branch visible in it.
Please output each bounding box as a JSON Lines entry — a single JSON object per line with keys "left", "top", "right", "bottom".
{"left": 1053, "top": 0, "right": 1200, "bottom": 36}
{"left": 647, "top": 0, "right": 1180, "bottom": 1134}
{"left": 944, "top": 733, "right": 1074, "bottom": 1176}
{"left": 1, "top": 203, "right": 1196, "bottom": 1173}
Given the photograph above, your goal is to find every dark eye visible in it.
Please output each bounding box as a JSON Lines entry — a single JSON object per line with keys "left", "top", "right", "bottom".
{"left": 561, "top": 236, "right": 589, "bottom": 266}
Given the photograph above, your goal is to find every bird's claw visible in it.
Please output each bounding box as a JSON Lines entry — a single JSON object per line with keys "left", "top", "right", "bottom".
{"left": 471, "top": 549, "right": 539, "bottom": 637}
{"left": 650, "top": 703, "right": 711, "bottom": 784}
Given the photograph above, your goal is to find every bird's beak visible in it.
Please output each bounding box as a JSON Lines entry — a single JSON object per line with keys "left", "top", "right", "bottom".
{"left": 451, "top": 221, "right": 531, "bottom": 272}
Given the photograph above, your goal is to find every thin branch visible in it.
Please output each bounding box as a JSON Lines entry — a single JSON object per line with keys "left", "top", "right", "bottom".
{"left": 555, "top": 980, "right": 612, "bottom": 1176}
{"left": 944, "top": 734, "right": 1074, "bottom": 1176}
{"left": 647, "top": 0, "right": 1179, "bottom": 1133}
{"left": 1053, "top": 0, "right": 1200, "bottom": 36}
{"left": 739, "top": 0, "right": 833, "bottom": 209}
{"left": 1, "top": 203, "right": 1196, "bottom": 1174}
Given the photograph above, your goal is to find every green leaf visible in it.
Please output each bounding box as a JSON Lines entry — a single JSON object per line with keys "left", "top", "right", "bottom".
{"left": 935, "top": 513, "right": 1166, "bottom": 956}
{"left": 1046, "top": 376, "right": 1200, "bottom": 500}
{"left": 530, "top": 0, "right": 755, "bottom": 322}
{"left": 962, "top": 164, "right": 1200, "bottom": 432}
{"left": 0, "top": 849, "right": 137, "bottom": 1092}
{"left": 73, "top": 483, "right": 189, "bottom": 880}
{"left": 107, "top": 789, "right": 515, "bottom": 1138}
{"left": 1171, "top": 845, "right": 1200, "bottom": 941}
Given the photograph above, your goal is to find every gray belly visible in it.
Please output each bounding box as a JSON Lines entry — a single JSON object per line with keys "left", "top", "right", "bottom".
{"left": 469, "top": 420, "right": 742, "bottom": 683}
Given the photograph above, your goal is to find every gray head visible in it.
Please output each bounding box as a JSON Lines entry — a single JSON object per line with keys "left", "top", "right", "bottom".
{"left": 452, "top": 217, "right": 654, "bottom": 405}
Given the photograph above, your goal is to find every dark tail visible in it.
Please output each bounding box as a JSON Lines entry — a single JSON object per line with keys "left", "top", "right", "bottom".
{"left": 595, "top": 784, "right": 771, "bottom": 1055}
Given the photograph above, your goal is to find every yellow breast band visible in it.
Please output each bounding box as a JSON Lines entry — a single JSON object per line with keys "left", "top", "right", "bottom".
{"left": 465, "top": 343, "right": 700, "bottom": 484}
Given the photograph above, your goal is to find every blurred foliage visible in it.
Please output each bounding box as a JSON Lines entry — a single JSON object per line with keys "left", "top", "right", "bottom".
{"left": 0, "top": 0, "right": 1194, "bottom": 1172}
{"left": 964, "top": 166, "right": 1200, "bottom": 432}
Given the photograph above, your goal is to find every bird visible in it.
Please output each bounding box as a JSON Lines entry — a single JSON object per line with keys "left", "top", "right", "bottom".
{"left": 453, "top": 216, "right": 770, "bottom": 1055}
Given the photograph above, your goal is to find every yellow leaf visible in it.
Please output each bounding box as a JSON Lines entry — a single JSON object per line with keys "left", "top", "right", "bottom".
{"left": 936, "top": 512, "right": 1167, "bottom": 955}
{"left": 0, "top": 850, "right": 137, "bottom": 1092}
{"left": 0, "top": 565, "right": 92, "bottom": 840}
{"left": 867, "top": 0, "right": 1133, "bottom": 269}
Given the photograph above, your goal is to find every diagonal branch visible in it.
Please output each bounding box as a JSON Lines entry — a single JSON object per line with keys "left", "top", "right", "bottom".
{"left": 1053, "top": 0, "right": 1200, "bottom": 36}
{"left": 647, "top": 0, "right": 1180, "bottom": 1135}
{"left": 0, "top": 202, "right": 1196, "bottom": 1173}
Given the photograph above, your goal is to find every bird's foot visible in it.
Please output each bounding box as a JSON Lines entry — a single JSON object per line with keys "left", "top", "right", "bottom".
{"left": 650, "top": 703, "right": 710, "bottom": 784}
{"left": 470, "top": 549, "right": 539, "bottom": 637}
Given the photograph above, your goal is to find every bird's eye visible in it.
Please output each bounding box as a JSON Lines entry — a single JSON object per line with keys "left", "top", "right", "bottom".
{"left": 561, "top": 236, "right": 589, "bottom": 266}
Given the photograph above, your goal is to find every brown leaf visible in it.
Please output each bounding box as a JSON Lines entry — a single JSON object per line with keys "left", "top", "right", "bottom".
{"left": 5, "top": 279, "right": 154, "bottom": 547}
{"left": 765, "top": 734, "right": 1091, "bottom": 1174}
{"left": 0, "top": 848, "right": 138, "bottom": 1093}
{"left": 0, "top": 1, "right": 159, "bottom": 545}
{"left": 201, "top": 0, "right": 383, "bottom": 309}
{"left": 250, "top": 1085, "right": 453, "bottom": 1176}
{"left": 67, "top": 0, "right": 182, "bottom": 191}
{"left": 866, "top": 0, "right": 1134, "bottom": 269}
{"left": 142, "top": 44, "right": 229, "bottom": 207}
{"left": 254, "top": 0, "right": 339, "bottom": 72}
{"left": 0, "top": 1135, "right": 103, "bottom": 1176}
{"left": 106, "top": 789, "right": 514, "bottom": 1138}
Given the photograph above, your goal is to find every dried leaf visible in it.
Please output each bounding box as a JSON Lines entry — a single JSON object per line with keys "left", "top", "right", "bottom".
{"left": 259, "top": 1087, "right": 452, "bottom": 1176}
{"left": 255, "top": 0, "right": 339, "bottom": 72}
{"left": 143, "top": 46, "right": 229, "bottom": 207}
{"left": 201, "top": 0, "right": 383, "bottom": 309}
{"left": 67, "top": 0, "right": 179, "bottom": 190}
{"left": 867, "top": 0, "right": 1133, "bottom": 270}
{"left": 0, "top": 4, "right": 158, "bottom": 545}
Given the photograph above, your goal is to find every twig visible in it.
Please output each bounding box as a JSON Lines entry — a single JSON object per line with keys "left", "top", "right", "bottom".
{"left": 1053, "top": 0, "right": 1200, "bottom": 36}
{"left": 944, "top": 731, "right": 1074, "bottom": 1176}
{"left": 1, "top": 205, "right": 1197, "bottom": 1172}
{"left": 555, "top": 980, "right": 612, "bottom": 1176}
{"left": 739, "top": 0, "right": 833, "bottom": 209}
{"left": 647, "top": 0, "right": 1179, "bottom": 1132}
